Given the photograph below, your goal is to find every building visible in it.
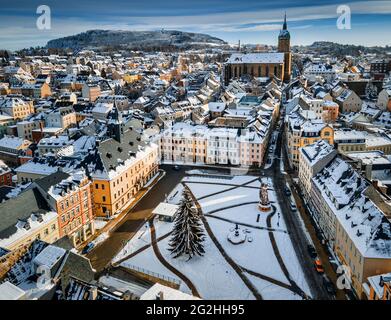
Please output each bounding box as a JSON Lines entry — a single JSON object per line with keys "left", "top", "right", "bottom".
{"left": 0, "top": 96, "right": 34, "bottom": 120}
{"left": 0, "top": 160, "right": 12, "bottom": 186}
{"left": 90, "top": 109, "right": 159, "bottom": 217}
{"left": 34, "top": 171, "right": 95, "bottom": 247}
{"left": 310, "top": 157, "right": 391, "bottom": 298}
{"left": 223, "top": 15, "right": 291, "bottom": 85}
{"left": 45, "top": 106, "right": 77, "bottom": 129}
{"left": 334, "top": 130, "right": 391, "bottom": 155}
{"left": 19, "top": 82, "right": 51, "bottom": 99}
{"left": 303, "top": 63, "right": 336, "bottom": 83}
{"left": 0, "top": 135, "right": 32, "bottom": 166}
{"left": 298, "top": 140, "right": 337, "bottom": 202}
{"left": 160, "top": 120, "right": 270, "bottom": 168}
{"left": 82, "top": 83, "right": 101, "bottom": 102}
{"left": 377, "top": 88, "right": 391, "bottom": 111}
{"left": 0, "top": 188, "right": 60, "bottom": 251}
{"left": 160, "top": 123, "right": 207, "bottom": 164}
{"left": 334, "top": 88, "right": 362, "bottom": 113}
{"left": 37, "top": 135, "right": 74, "bottom": 157}
{"left": 370, "top": 59, "right": 391, "bottom": 80}
{"left": 321, "top": 100, "right": 339, "bottom": 123}
{"left": 365, "top": 273, "right": 391, "bottom": 300}
{"left": 286, "top": 107, "right": 334, "bottom": 170}
{"left": 16, "top": 119, "right": 43, "bottom": 141}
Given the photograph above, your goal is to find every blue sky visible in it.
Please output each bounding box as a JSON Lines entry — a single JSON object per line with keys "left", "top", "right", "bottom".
{"left": 1, "top": 0, "right": 391, "bottom": 50}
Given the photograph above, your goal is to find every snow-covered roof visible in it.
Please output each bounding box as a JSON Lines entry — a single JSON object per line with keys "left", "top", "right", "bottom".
{"left": 226, "top": 53, "right": 284, "bottom": 64}
{"left": 300, "top": 140, "right": 335, "bottom": 166}
{"left": 0, "top": 282, "right": 26, "bottom": 300}
{"left": 313, "top": 157, "right": 391, "bottom": 259}
{"left": 33, "top": 245, "right": 66, "bottom": 269}
{"left": 152, "top": 202, "right": 179, "bottom": 218}
{"left": 140, "top": 283, "right": 200, "bottom": 300}
{"left": 0, "top": 136, "right": 30, "bottom": 150}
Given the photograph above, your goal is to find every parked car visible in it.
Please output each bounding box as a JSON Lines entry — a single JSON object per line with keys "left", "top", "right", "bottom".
{"left": 314, "top": 259, "right": 324, "bottom": 273}
{"left": 323, "top": 277, "right": 336, "bottom": 296}
{"left": 284, "top": 186, "right": 291, "bottom": 196}
{"left": 82, "top": 242, "right": 95, "bottom": 255}
{"left": 307, "top": 244, "right": 317, "bottom": 258}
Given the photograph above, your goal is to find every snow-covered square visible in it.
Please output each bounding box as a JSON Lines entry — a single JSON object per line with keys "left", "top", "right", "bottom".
{"left": 113, "top": 174, "right": 312, "bottom": 300}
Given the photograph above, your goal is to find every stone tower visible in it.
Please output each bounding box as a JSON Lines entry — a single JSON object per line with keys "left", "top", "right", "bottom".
{"left": 278, "top": 13, "right": 292, "bottom": 82}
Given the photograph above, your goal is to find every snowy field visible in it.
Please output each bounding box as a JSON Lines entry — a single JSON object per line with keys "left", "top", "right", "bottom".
{"left": 114, "top": 174, "right": 312, "bottom": 300}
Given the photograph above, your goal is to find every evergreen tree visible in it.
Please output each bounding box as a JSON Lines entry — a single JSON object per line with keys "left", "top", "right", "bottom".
{"left": 169, "top": 187, "right": 205, "bottom": 260}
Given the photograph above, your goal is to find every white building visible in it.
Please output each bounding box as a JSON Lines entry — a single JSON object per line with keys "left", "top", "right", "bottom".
{"left": 298, "top": 140, "right": 337, "bottom": 202}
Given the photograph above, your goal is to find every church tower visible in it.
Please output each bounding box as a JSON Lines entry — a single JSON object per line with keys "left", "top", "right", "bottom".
{"left": 278, "top": 13, "right": 292, "bottom": 82}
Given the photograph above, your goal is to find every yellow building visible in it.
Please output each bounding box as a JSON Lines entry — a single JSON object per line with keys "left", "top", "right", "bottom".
{"left": 91, "top": 109, "right": 159, "bottom": 217}
{"left": 0, "top": 96, "right": 35, "bottom": 120}
{"left": 123, "top": 73, "right": 141, "bottom": 84}
{"left": 310, "top": 157, "right": 391, "bottom": 299}
{"left": 366, "top": 273, "right": 391, "bottom": 300}
{"left": 287, "top": 108, "right": 334, "bottom": 170}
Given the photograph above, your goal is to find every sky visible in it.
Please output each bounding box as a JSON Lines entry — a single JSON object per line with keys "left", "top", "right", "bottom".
{"left": 0, "top": 0, "right": 391, "bottom": 50}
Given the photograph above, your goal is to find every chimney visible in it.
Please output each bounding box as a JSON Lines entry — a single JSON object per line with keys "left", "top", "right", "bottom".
{"left": 155, "top": 291, "right": 164, "bottom": 300}
{"left": 379, "top": 276, "right": 385, "bottom": 287}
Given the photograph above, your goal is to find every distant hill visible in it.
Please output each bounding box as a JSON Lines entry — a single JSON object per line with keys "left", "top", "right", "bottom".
{"left": 294, "top": 41, "right": 391, "bottom": 57}
{"left": 46, "top": 30, "right": 227, "bottom": 50}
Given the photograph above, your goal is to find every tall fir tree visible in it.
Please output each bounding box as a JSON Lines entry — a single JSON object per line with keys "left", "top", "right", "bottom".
{"left": 169, "top": 187, "right": 205, "bottom": 260}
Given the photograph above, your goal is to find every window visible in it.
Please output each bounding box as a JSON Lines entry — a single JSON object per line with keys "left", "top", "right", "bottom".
{"left": 102, "top": 184, "right": 105, "bottom": 190}
{"left": 95, "top": 183, "right": 99, "bottom": 189}
{"left": 102, "top": 196, "right": 106, "bottom": 202}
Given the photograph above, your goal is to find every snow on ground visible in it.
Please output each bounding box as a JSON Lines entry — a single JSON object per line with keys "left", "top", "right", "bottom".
{"left": 245, "top": 273, "right": 302, "bottom": 300}
{"left": 183, "top": 182, "right": 236, "bottom": 200}
{"left": 207, "top": 203, "right": 268, "bottom": 227}
{"left": 185, "top": 175, "right": 311, "bottom": 298}
{"left": 114, "top": 174, "right": 311, "bottom": 300}
{"left": 144, "top": 171, "right": 161, "bottom": 188}
{"left": 157, "top": 224, "right": 255, "bottom": 300}
{"left": 113, "top": 222, "right": 151, "bottom": 263}
{"left": 274, "top": 231, "right": 312, "bottom": 297}
{"left": 207, "top": 218, "right": 289, "bottom": 284}
{"left": 91, "top": 232, "right": 109, "bottom": 246}
{"left": 120, "top": 245, "right": 189, "bottom": 291}
{"left": 166, "top": 183, "right": 184, "bottom": 204}
{"left": 94, "top": 219, "right": 108, "bottom": 231}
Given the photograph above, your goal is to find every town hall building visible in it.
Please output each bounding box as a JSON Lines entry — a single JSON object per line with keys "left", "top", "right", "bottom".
{"left": 223, "top": 14, "right": 292, "bottom": 85}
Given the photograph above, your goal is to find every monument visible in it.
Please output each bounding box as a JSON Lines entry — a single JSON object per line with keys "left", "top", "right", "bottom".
{"left": 258, "top": 183, "right": 272, "bottom": 212}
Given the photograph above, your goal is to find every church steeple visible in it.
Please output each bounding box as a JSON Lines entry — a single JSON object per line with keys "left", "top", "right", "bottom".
{"left": 283, "top": 12, "right": 287, "bottom": 30}
{"left": 278, "top": 13, "right": 291, "bottom": 83}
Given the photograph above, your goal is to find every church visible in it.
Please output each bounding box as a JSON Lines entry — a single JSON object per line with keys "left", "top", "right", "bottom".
{"left": 223, "top": 14, "right": 292, "bottom": 85}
